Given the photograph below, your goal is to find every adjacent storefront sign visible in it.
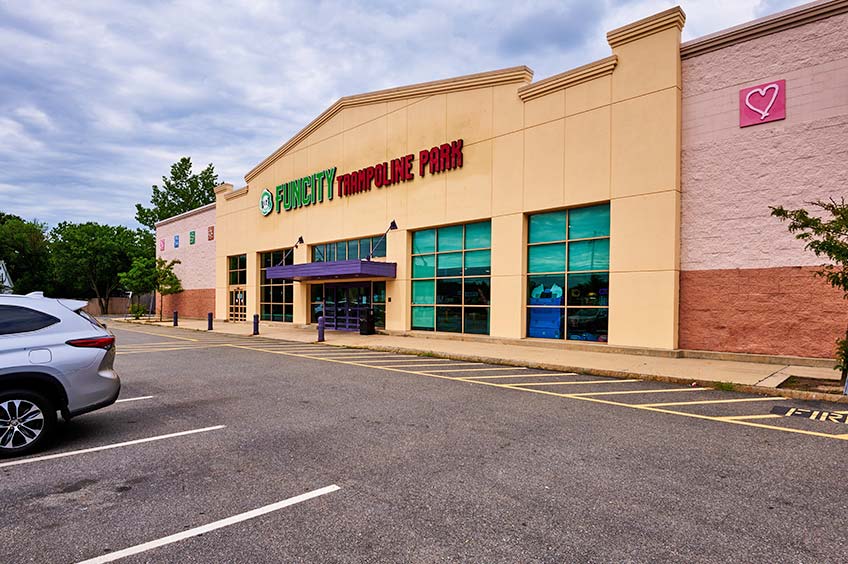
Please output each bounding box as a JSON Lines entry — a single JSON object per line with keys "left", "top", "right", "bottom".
{"left": 260, "top": 139, "right": 464, "bottom": 217}
{"left": 739, "top": 80, "right": 785, "bottom": 127}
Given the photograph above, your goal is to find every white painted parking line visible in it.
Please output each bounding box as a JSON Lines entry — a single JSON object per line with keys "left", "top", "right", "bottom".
{"left": 76, "top": 484, "right": 341, "bottom": 564}
{"left": 0, "top": 425, "right": 226, "bottom": 469}
{"left": 379, "top": 362, "right": 482, "bottom": 368}
{"left": 115, "top": 396, "right": 155, "bottom": 403}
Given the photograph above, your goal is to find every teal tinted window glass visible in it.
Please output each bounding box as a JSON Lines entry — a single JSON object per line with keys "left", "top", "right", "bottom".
{"left": 371, "top": 236, "right": 386, "bottom": 258}
{"left": 372, "top": 281, "right": 386, "bottom": 303}
{"left": 464, "top": 221, "right": 491, "bottom": 249}
{"left": 336, "top": 241, "right": 347, "bottom": 261}
{"left": 312, "top": 246, "right": 324, "bottom": 263}
{"left": 527, "top": 275, "right": 565, "bottom": 306}
{"left": 348, "top": 240, "right": 359, "bottom": 260}
{"left": 412, "top": 280, "right": 435, "bottom": 304}
{"left": 437, "top": 225, "right": 463, "bottom": 252}
{"left": 464, "top": 278, "right": 490, "bottom": 305}
{"left": 238, "top": 254, "right": 247, "bottom": 269}
{"left": 412, "top": 255, "right": 435, "bottom": 278}
{"left": 566, "top": 308, "right": 608, "bottom": 342}
{"left": 528, "top": 243, "right": 565, "bottom": 273}
{"left": 568, "top": 239, "right": 609, "bottom": 271}
{"left": 464, "top": 250, "right": 491, "bottom": 276}
{"left": 529, "top": 211, "right": 566, "bottom": 244}
{"left": 437, "top": 252, "right": 462, "bottom": 276}
{"left": 310, "top": 284, "right": 324, "bottom": 302}
{"left": 411, "top": 306, "right": 434, "bottom": 331}
{"left": 436, "top": 278, "right": 462, "bottom": 305}
{"left": 436, "top": 307, "right": 462, "bottom": 332}
{"left": 228, "top": 256, "right": 238, "bottom": 270}
{"left": 412, "top": 229, "right": 435, "bottom": 254}
{"left": 464, "top": 308, "right": 489, "bottom": 335}
{"left": 567, "top": 273, "right": 609, "bottom": 306}
{"left": 359, "top": 238, "right": 371, "bottom": 259}
{"left": 568, "top": 204, "right": 610, "bottom": 239}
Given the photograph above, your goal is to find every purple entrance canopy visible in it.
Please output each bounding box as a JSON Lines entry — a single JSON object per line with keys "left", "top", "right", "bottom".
{"left": 265, "top": 259, "right": 397, "bottom": 281}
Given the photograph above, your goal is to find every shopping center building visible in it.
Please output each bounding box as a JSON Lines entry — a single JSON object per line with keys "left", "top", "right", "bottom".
{"left": 156, "top": 0, "right": 848, "bottom": 359}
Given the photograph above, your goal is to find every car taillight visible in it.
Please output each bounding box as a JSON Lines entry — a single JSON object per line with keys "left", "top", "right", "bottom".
{"left": 66, "top": 336, "right": 115, "bottom": 350}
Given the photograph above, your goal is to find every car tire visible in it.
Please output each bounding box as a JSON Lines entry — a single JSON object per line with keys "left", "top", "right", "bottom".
{"left": 0, "top": 390, "right": 57, "bottom": 458}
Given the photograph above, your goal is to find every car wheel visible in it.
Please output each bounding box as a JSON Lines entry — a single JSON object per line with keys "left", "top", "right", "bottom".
{"left": 0, "top": 390, "right": 57, "bottom": 457}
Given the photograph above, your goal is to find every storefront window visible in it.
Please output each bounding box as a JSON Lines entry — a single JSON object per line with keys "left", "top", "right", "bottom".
{"left": 259, "top": 249, "right": 293, "bottom": 322}
{"left": 311, "top": 235, "right": 387, "bottom": 262}
{"left": 526, "top": 204, "right": 610, "bottom": 342}
{"left": 411, "top": 221, "right": 491, "bottom": 334}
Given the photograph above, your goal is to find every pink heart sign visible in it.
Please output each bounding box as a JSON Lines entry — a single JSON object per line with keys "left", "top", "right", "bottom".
{"left": 739, "top": 79, "right": 786, "bottom": 127}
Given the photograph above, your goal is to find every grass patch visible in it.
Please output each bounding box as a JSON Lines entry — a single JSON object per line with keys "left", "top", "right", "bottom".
{"left": 713, "top": 382, "right": 736, "bottom": 392}
{"left": 417, "top": 351, "right": 439, "bottom": 358}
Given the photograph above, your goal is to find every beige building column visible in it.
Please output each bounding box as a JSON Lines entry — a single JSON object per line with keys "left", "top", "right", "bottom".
{"left": 292, "top": 244, "right": 310, "bottom": 325}
{"left": 607, "top": 7, "right": 684, "bottom": 349}
{"left": 490, "top": 213, "right": 525, "bottom": 339}
{"left": 385, "top": 229, "right": 408, "bottom": 332}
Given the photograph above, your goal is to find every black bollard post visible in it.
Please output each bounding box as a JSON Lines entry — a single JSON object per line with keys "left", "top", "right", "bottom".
{"left": 207, "top": 312, "right": 213, "bottom": 331}
{"left": 253, "top": 313, "right": 259, "bottom": 335}
{"left": 317, "top": 316, "right": 325, "bottom": 342}
{"left": 173, "top": 310, "right": 178, "bottom": 327}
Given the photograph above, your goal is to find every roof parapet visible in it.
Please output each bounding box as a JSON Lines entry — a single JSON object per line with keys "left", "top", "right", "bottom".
{"left": 607, "top": 6, "right": 686, "bottom": 48}
{"left": 518, "top": 56, "right": 617, "bottom": 102}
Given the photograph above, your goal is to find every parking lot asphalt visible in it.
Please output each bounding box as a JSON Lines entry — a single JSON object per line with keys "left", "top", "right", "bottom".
{"left": 2, "top": 324, "right": 848, "bottom": 563}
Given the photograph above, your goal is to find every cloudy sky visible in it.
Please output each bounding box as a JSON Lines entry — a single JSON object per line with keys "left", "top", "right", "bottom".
{"left": 1, "top": 0, "right": 806, "bottom": 227}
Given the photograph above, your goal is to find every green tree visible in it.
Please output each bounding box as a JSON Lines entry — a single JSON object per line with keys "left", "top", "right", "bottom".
{"left": 154, "top": 258, "right": 182, "bottom": 321}
{"left": 771, "top": 198, "right": 848, "bottom": 384}
{"left": 135, "top": 157, "right": 218, "bottom": 230}
{"left": 0, "top": 213, "right": 51, "bottom": 294}
{"left": 50, "top": 222, "right": 148, "bottom": 313}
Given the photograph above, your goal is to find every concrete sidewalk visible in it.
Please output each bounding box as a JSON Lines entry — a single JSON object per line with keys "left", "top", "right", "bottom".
{"left": 113, "top": 317, "right": 844, "bottom": 401}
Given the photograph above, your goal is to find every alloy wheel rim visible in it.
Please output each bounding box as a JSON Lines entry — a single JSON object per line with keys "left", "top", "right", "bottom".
{"left": 0, "top": 399, "right": 44, "bottom": 449}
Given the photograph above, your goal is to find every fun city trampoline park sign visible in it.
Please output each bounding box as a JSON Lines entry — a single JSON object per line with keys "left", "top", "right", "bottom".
{"left": 258, "top": 139, "right": 464, "bottom": 217}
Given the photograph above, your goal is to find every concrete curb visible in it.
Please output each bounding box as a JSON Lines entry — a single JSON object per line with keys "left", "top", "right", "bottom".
{"left": 113, "top": 319, "right": 848, "bottom": 405}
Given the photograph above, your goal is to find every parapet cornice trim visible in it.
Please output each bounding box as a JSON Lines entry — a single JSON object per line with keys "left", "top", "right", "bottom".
{"left": 607, "top": 6, "right": 686, "bottom": 48}
{"left": 244, "top": 66, "right": 534, "bottom": 183}
{"left": 681, "top": 0, "right": 848, "bottom": 59}
{"left": 213, "top": 182, "right": 233, "bottom": 195}
{"left": 154, "top": 202, "right": 216, "bottom": 228}
{"left": 518, "top": 56, "right": 618, "bottom": 102}
{"left": 223, "top": 186, "right": 249, "bottom": 200}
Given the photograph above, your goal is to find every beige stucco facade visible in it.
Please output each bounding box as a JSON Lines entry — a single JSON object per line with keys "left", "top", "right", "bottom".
{"left": 213, "top": 7, "right": 686, "bottom": 349}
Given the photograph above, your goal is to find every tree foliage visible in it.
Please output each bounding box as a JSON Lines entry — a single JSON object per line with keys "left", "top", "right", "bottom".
{"left": 135, "top": 157, "right": 218, "bottom": 230}
{"left": 50, "top": 222, "right": 149, "bottom": 313}
{"left": 771, "top": 198, "right": 848, "bottom": 380}
{"left": 0, "top": 213, "right": 51, "bottom": 294}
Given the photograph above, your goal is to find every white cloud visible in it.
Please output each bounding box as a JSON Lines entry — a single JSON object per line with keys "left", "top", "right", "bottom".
{"left": 0, "top": 0, "right": 811, "bottom": 227}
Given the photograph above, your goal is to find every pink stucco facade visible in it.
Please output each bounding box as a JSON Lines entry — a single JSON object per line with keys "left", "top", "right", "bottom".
{"left": 680, "top": 9, "right": 848, "bottom": 357}
{"left": 155, "top": 203, "right": 217, "bottom": 318}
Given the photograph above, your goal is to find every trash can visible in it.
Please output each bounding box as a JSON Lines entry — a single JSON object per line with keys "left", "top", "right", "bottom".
{"left": 359, "top": 309, "right": 376, "bottom": 335}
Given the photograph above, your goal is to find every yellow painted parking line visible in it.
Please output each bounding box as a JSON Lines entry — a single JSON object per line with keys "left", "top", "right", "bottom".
{"left": 637, "top": 397, "right": 786, "bottom": 407}
{"left": 506, "top": 379, "right": 643, "bottom": 386}
{"left": 425, "top": 366, "right": 528, "bottom": 373}
{"left": 718, "top": 414, "right": 783, "bottom": 420}
{"left": 222, "top": 342, "right": 848, "bottom": 443}
{"left": 379, "top": 363, "right": 482, "bottom": 369}
{"left": 357, "top": 358, "right": 458, "bottom": 363}
{"left": 568, "top": 387, "right": 709, "bottom": 397}
{"left": 462, "top": 373, "right": 579, "bottom": 380}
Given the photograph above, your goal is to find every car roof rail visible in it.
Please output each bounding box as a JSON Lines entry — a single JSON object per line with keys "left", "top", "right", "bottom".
{"left": 25, "top": 291, "right": 45, "bottom": 298}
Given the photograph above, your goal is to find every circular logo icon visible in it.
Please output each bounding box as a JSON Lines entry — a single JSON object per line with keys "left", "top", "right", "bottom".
{"left": 259, "top": 189, "right": 274, "bottom": 216}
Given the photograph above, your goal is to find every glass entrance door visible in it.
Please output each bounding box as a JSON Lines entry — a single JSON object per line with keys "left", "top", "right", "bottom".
{"left": 324, "top": 283, "right": 369, "bottom": 330}
{"left": 228, "top": 288, "right": 247, "bottom": 322}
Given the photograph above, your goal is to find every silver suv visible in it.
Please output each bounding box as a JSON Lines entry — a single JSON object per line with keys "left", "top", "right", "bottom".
{"left": 0, "top": 292, "right": 120, "bottom": 456}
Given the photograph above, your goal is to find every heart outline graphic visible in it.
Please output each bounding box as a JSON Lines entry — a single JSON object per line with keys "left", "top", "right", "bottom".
{"left": 745, "top": 83, "right": 780, "bottom": 120}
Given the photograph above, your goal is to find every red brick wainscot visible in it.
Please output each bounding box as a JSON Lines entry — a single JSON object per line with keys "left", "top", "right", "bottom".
{"left": 160, "top": 289, "right": 216, "bottom": 320}
{"left": 679, "top": 266, "right": 846, "bottom": 359}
